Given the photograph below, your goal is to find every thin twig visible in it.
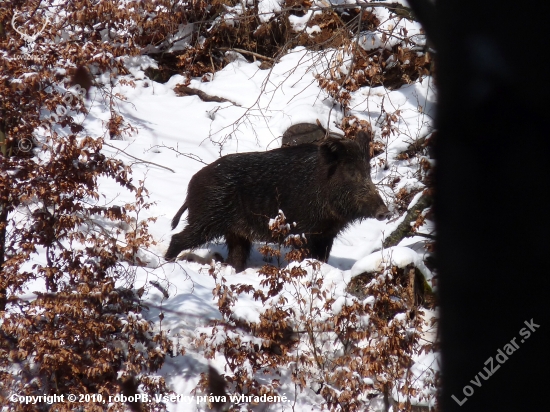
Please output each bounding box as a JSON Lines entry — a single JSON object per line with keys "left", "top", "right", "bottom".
{"left": 326, "top": 8, "right": 363, "bottom": 135}
{"left": 218, "top": 47, "right": 275, "bottom": 62}
{"left": 148, "top": 144, "right": 208, "bottom": 165}
{"left": 103, "top": 142, "right": 175, "bottom": 173}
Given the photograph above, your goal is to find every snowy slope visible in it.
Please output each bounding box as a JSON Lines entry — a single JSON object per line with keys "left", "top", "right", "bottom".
{"left": 81, "top": 43, "right": 436, "bottom": 410}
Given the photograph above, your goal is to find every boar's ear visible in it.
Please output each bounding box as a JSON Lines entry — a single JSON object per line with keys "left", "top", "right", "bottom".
{"left": 319, "top": 139, "right": 345, "bottom": 178}
{"left": 356, "top": 131, "right": 371, "bottom": 160}
{"left": 319, "top": 139, "right": 346, "bottom": 164}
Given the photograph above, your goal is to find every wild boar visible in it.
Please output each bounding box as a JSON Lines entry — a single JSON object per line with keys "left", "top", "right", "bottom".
{"left": 166, "top": 131, "right": 390, "bottom": 271}
{"left": 282, "top": 122, "right": 344, "bottom": 147}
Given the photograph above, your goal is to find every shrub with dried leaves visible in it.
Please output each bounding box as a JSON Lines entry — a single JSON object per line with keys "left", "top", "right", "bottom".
{"left": 195, "top": 213, "right": 438, "bottom": 411}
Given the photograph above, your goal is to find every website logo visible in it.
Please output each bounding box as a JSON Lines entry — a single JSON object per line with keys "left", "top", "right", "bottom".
{"left": 11, "top": 10, "right": 49, "bottom": 45}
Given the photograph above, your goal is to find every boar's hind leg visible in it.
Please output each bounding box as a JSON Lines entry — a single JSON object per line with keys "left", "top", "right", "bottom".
{"left": 225, "top": 233, "right": 251, "bottom": 273}
{"left": 309, "top": 236, "right": 334, "bottom": 263}
{"left": 165, "top": 225, "right": 207, "bottom": 261}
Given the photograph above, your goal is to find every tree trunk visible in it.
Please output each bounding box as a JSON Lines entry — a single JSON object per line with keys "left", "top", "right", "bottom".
{"left": 407, "top": 1, "right": 550, "bottom": 411}
{"left": 383, "top": 191, "right": 432, "bottom": 249}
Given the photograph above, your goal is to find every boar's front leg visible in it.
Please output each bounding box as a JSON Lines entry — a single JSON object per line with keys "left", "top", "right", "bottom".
{"left": 225, "top": 232, "right": 252, "bottom": 272}
{"left": 308, "top": 235, "right": 335, "bottom": 263}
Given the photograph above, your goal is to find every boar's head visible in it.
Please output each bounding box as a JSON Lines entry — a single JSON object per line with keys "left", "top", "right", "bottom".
{"left": 320, "top": 131, "right": 391, "bottom": 222}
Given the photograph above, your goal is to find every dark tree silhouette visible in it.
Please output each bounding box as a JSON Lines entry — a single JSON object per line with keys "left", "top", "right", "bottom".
{"left": 407, "top": 0, "right": 549, "bottom": 410}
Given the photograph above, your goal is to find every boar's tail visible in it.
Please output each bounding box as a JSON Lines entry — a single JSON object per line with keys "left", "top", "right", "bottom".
{"left": 171, "top": 202, "right": 188, "bottom": 230}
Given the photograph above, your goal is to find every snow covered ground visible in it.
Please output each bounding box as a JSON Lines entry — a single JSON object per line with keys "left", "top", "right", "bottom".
{"left": 82, "top": 42, "right": 437, "bottom": 410}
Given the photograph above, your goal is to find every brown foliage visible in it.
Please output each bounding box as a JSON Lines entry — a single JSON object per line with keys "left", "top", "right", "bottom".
{"left": 195, "top": 213, "right": 438, "bottom": 411}
{"left": 0, "top": 2, "right": 173, "bottom": 409}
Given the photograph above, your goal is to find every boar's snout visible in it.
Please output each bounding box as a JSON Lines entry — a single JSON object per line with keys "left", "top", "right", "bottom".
{"left": 375, "top": 206, "right": 392, "bottom": 221}
{"left": 359, "top": 180, "right": 391, "bottom": 221}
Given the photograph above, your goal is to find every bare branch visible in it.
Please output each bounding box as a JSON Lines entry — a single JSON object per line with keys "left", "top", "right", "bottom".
{"left": 219, "top": 47, "right": 275, "bottom": 62}
{"left": 103, "top": 142, "right": 176, "bottom": 173}
{"left": 174, "top": 84, "right": 240, "bottom": 106}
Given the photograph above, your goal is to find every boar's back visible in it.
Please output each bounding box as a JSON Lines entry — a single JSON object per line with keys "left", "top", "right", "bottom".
{"left": 282, "top": 123, "right": 343, "bottom": 147}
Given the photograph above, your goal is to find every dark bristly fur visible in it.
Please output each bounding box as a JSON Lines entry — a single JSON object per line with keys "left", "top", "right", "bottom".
{"left": 165, "top": 131, "right": 390, "bottom": 272}
{"left": 281, "top": 122, "right": 343, "bottom": 147}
